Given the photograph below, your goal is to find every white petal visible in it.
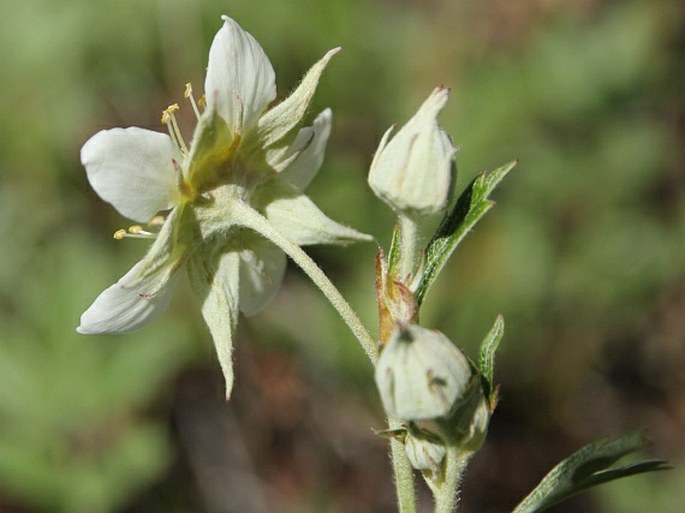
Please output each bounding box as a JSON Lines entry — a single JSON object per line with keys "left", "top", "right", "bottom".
{"left": 279, "top": 109, "right": 332, "bottom": 191}
{"left": 187, "top": 248, "right": 241, "bottom": 399}
{"left": 257, "top": 179, "right": 372, "bottom": 246}
{"left": 204, "top": 15, "right": 276, "bottom": 134}
{"left": 77, "top": 208, "right": 186, "bottom": 333}
{"left": 238, "top": 236, "right": 287, "bottom": 316}
{"left": 81, "top": 127, "right": 181, "bottom": 223}
{"left": 77, "top": 258, "right": 181, "bottom": 334}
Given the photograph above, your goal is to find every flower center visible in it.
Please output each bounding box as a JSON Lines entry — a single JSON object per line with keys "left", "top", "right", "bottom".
{"left": 160, "top": 83, "right": 211, "bottom": 200}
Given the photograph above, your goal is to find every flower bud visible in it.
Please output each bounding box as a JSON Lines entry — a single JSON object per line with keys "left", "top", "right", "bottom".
{"left": 368, "top": 86, "right": 456, "bottom": 216}
{"left": 449, "top": 376, "right": 491, "bottom": 453}
{"left": 404, "top": 428, "right": 446, "bottom": 477}
{"left": 375, "top": 324, "right": 471, "bottom": 421}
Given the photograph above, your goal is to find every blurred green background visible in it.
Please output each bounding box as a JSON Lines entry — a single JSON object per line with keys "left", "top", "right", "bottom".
{"left": 1, "top": 0, "right": 683, "bottom": 512}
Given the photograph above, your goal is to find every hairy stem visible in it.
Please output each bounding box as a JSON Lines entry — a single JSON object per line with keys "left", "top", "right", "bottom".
{"left": 389, "top": 417, "right": 418, "bottom": 513}
{"left": 232, "top": 201, "right": 378, "bottom": 363}
{"left": 398, "top": 214, "right": 420, "bottom": 282}
{"left": 433, "top": 447, "right": 469, "bottom": 513}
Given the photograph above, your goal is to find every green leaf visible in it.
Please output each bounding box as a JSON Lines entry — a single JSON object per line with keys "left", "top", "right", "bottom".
{"left": 414, "top": 160, "right": 516, "bottom": 305}
{"left": 478, "top": 314, "right": 504, "bottom": 403}
{"left": 512, "top": 431, "right": 670, "bottom": 513}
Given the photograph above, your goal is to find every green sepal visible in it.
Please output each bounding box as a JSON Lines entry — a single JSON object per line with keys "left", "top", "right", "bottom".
{"left": 512, "top": 431, "right": 670, "bottom": 513}
{"left": 414, "top": 160, "right": 516, "bottom": 305}
{"left": 252, "top": 48, "right": 339, "bottom": 166}
{"left": 387, "top": 221, "right": 402, "bottom": 279}
{"left": 478, "top": 314, "right": 505, "bottom": 406}
{"left": 441, "top": 372, "right": 491, "bottom": 454}
{"left": 374, "top": 427, "right": 408, "bottom": 442}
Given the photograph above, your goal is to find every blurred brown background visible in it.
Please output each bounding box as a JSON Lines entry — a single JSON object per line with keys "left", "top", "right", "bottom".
{"left": 0, "top": 0, "right": 683, "bottom": 512}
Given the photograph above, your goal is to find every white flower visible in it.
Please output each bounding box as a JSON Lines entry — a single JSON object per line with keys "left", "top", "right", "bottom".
{"left": 368, "top": 86, "right": 457, "bottom": 216}
{"left": 375, "top": 324, "right": 471, "bottom": 421}
{"left": 78, "top": 15, "right": 370, "bottom": 398}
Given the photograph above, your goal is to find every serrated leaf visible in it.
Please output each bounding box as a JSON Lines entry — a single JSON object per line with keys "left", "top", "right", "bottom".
{"left": 479, "top": 314, "right": 504, "bottom": 403}
{"left": 414, "top": 160, "right": 516, "bottom": 305}
{"left": 512, "top": 431, "right": 670, "bottom": 513}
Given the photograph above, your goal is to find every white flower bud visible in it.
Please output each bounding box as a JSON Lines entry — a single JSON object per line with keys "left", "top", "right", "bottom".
{"left": 450, "top": 378, "right": 491, "bottom": 453}
{"left": 375, "top": 324, "right": 471, "bottom": 421}
{"left": 404, "top": 429, "right": 446, "bottom": 477}
{"left": 368, "top": 86, "right": 456, "bottom": 216}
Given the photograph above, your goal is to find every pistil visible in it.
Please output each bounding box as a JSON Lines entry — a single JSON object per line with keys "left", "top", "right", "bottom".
{"left": 172, "top": 158, "right": 194, "bottom": 198}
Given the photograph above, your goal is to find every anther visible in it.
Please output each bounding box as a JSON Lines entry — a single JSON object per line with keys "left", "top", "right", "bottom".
{"left": 161, "top": 103, "right": 180, "bottom": 124}
{"left": 149, "top": 215, "right": 166, "bottom": 226}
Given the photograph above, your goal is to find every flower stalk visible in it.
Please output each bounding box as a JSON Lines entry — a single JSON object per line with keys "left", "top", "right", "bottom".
{"left": 397, "top": 214, "right": 420, "bottom": 283}
{"left": 432, "top": 447, "right": 469, "bottom": 513}
{"left": 389, "top": 417, "right": 418, "bottom": 513}
{"left": 229, "top": 200, "right": 378, "bottom": 363}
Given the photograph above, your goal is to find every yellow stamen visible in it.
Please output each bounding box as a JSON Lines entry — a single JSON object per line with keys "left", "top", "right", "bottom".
{"left": 198, "top": 94, "right": 206, "bottom": 109}
{"left": 184, "top": 82, "right": 202, "bottom": 120}
{"left": 161, "top": 103, "right": 188, "bottom": 155}
{"left": 161, "top": 103, "right": 179, "bottom": 124}
{"left": 130, "top": 225, "right": 157, "bottom": 238}
{"left": 113, "top": 225, "right": 157, "bottom": 240}
{"left": 149, "top": 215, "right": 166, "bottom": 226}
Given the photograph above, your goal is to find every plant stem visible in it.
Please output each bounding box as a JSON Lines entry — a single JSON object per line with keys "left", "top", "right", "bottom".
{"left": 232, "top": 201, "right": 378, "bottom": 363}
{"left": 398, "top": 214, "right": 420, "bottom": 281}
{"left": 386, "top": 215, "right": 422, "bottom": 512}
{"left": 434, "top": 447, "right": 469, "bottom": 513}
{"left": 233, "top": 203, "right": 419, "bottom": 511}
{"left": 389, "top": 417, "right": 418, "bottom": 513}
